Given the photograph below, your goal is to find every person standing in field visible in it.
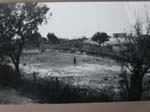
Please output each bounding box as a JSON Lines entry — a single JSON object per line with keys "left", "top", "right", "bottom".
{"left": 73, "top": 56, "right": 76, "bottom": 66}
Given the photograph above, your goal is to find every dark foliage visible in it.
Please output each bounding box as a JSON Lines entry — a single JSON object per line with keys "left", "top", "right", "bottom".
{"left": 0, "top": 64, "right": 17, "bottom": 87}
{"left": 18, "top": 73, "right": 114, "bottom": 103}
{"left": 47, "top": 33, "right": 60, "bottom": 44}
{"left": 91, "top": 32, "right": 110, "bottom": 46}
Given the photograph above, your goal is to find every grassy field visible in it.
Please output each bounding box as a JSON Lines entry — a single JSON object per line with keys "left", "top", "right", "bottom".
{"left": 20, "top": 50, "right": 121, "bottom": 89}
{"left": 5, "top": 50, "right": 149, "bottom": 103}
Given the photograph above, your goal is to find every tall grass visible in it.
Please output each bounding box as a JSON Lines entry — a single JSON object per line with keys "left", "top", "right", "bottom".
{"left": 17, "top": 72, "right": 116, "bottom": 103}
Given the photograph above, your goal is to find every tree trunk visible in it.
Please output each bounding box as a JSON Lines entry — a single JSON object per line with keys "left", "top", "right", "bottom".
{"left": 14, "top": 63, "right": 21, "bottom": 83}
{"left": 128, "top": 72, "right": 143, "bottom": 101}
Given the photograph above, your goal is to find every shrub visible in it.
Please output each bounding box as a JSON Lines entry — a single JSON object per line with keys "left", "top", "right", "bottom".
{"left": 0, "top": 64, "right": 17, "bottom": 87}
{"left": 18, "top": 74, "right": 117, "bottom": 103}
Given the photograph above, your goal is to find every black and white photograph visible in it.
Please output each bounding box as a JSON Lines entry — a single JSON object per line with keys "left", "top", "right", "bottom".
{"left": 0, "top": 2, "right": 150, "bottom": 104}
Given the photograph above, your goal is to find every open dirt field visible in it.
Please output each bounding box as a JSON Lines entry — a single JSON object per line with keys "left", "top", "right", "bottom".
{"left": 20, "top": 50, "right": 121, "bottom": 89}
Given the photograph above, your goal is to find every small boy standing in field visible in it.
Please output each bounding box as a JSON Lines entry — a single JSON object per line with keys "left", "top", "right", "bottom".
{"left": 73, "top": 56, "right": 76, "bottom": 66}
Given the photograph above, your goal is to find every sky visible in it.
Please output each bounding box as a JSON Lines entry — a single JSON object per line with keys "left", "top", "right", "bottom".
{"left": 39, "top": 2, "right": 150, "bottom": 39}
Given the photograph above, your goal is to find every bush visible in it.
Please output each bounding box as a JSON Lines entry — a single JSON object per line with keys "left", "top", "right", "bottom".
{"left": 18, "top": 74, "right": 116, "bottom": 103}
{"left": 0, "top": 64, "right": 17, "bottom": 87}
{"left": 118, "top": 70, "right": 129, "bottom": 100}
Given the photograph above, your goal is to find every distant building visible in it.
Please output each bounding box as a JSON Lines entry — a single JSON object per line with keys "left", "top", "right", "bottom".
{"left": 104, "top": 36, "right": 126, "bottom": 51}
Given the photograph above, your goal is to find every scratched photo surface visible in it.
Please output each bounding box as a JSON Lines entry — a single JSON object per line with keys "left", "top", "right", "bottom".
{"left": 0, "top": 2, "right": 150, "bottom": 104}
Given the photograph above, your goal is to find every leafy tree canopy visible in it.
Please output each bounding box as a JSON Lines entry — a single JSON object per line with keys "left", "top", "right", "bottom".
{"left": 47, "top": 33, "right": 60, "bottom": 44}
{"left": 91, "top": 32, "right": 110, "bottom": 45}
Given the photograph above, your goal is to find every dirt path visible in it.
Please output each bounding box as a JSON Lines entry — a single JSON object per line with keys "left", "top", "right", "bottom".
{"left": 0, "top": 87, "right": 32, "bottom": 104}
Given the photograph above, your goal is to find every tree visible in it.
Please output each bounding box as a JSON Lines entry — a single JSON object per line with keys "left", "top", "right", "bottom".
{"left": 47, "top": 33, "right": 60, "bottom": 44}
{"left": 113, "top": 19, "right": 150, "bottom": 100}
{"left": 0, "top": 3, "right": 49, "bottom": 81}
{"left": 25, "top": 32, "right": 43, "bottom": 49}
{"left": 91, "top": 32, "right": 110, "bottom": 46}
{"left": 0, "top": 38, "right": 9, "bottom": 63}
